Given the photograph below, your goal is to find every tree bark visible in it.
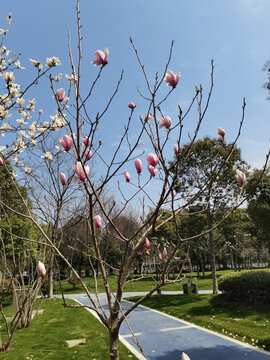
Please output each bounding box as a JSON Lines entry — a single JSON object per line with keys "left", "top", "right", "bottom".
{"left": 209, "top": 234, "right": 218, "bottom": 295}
{"left": 48, "top": 252, "right": 54, "bottom": 299}
{"left": 109, "top": 326, "right": 120, "bottom": 360}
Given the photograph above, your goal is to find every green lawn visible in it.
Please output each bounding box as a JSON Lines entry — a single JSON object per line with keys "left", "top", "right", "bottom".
{"left": 0, "top": 298, "right": 136, "bottom": 360}
{"left": 56, "top": 269, "right": 268, "bottom": 294}
{"left": 127, "top": 293, "right": 270, "bottom": 351}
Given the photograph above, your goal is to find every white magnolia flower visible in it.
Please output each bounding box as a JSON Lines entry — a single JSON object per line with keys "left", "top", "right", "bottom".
{"left": 2, "top": 123, "right": 10, "bottom": 130}
{"left": 51, "top": 73, "right": 63, "bottom": 82}
{"left": 42, "top": 151, "right": 53, "bottom": 160}
{"left": 2, "top": 71, "right": 15, "bottom": 82}
{"left": 0, "top": 94, "right": 10, "bottom": 105}
{"left": 0, "top": 106, "right": 9, "bottom": 119}
{"left": 39, "top": 109, "right": 43, "bottom": 114}
{"left": 30, "top": 59, "right": 43, "bottom": 70}
{"left": 27, "top": 99, "right": 35, "bottom": 111}
{"left": 28, "top": 130, "right": 36, "bottom": 137}
{"left": 28, "top": 122, "right": 37, "bottom": 131}
{"left": 1, "top": 46, "right": 10, "bottom": 55}
{"left": 16, "top": 97, "right": 25, "bottom": 106}
{"left": 0, "top": 146, "right": 6, "bottom": 152}
{"left": 50, "top": 113, "right": 66, "bottom": 129}
{"left": 46, "top": 57, "right": 61, "bottom": 67}
{"left": 31, "top": 140, "right": 37, "bottom": 146}
{"left": 15, "top": 60, "right": 25, "bottom": 69}
{"left": 0, "top": 58, "right": 6, "bottom": 66}
{"left": 19, "top": 130, "right": 26, "bottom": 137}
{"left": 24, "top": 167, "right": 31, "bottom": 174}
{"left": 65, "top": 73, "right": 77, "bottom": 83}
{"left": 9, "top": 87, "right": 19, "bottom": 98}
{"left": 16, "top": 118, "right": 27, "bottom": 125}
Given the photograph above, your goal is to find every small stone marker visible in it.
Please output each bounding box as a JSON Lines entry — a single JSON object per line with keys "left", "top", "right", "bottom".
{"left": 66, "top": 338, "right": 86, "bottom": 348}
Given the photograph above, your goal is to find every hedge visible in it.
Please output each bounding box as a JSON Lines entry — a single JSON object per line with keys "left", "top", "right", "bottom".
{"left": 218, "top": 270, "right": 270, "bottom": 304}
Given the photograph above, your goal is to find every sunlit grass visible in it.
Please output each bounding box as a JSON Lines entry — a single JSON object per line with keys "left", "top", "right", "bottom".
{"left": 55, "top": 269, "right": 270, "bottom": 294}
{"left": 0, "top": 298, "right": 136, "bottom": 360}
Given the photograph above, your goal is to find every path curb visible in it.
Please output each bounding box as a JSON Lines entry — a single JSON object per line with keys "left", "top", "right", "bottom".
{"left": 73, "top": 299, "right": 145, "bottom": 359}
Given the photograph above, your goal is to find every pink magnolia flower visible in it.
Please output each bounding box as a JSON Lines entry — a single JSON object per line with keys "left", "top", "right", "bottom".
{"left": 55, "top": 88, "right": 69, "bottom": 102}
{"left": 85, "top": 149, "right": 92, "bottom": 160}
{"left": 83, "top": 137, "right": 90, "bottom": 146}
{"left": 164, "top": 70, "right": 180, "bottom": 88}
{"left": 0, "top": 157, "right": 4, "bottom": 166}
{"left": 124, "top": 170, "right": 131, "bottom": 182}
{"left": 145, "top": 238, "right": 150, "bottom": 249}
{"left": 37, "top": 261, "right": 46, "bottom": 278}
{"left": 146, "top": 153, "right": 159, "bottom": 167}
{"left": 163, "top": 247, "right": 168, "bottom": 259}
{"left": 159, "top": 116, "right": 172, "bottom": 129}
{"left": 158, "top": 253, "right": 163, "bottom": 261}
{"left": 148, "top": 165, "right": 157, "bottom": 177}
{"left": 72, "top": 162, "right": 89, "bottom": 181}
{"left": 217, "top": 127, "right": 225, "bottom": 138}
{"left": 128, "top": 102, "right": 136, "bottom": 110}
{"left": 60, "top": 172, "right": 66, "bottom": 185}
{"left": 59, "top": 135, "right": 73, "bottom": 152}
{"left": 91, "top": 48, "right": 109, "bottom": 66}
{"left": 182, "top": 353, "right": 191, "bottom": 360}
{"left": 174, "top": 144, "right": 179, "bottom": 154}
{"left": 94, "top": 215, "right": 102, "bottom": 228}
{"left": 135, "top": 158, "right": 143, "bottom": 174}
{"left": 236, "top": 170, "right": 246, "bottom": 186}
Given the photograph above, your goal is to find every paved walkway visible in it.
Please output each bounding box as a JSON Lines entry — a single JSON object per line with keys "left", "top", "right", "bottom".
{"left": 67, "top": 292, "right": 270, "bottom": 360}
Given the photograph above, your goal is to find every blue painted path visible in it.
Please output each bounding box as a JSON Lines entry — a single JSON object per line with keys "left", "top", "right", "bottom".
{"left": 68, "top": 293, "right": 270, "bottom": 360}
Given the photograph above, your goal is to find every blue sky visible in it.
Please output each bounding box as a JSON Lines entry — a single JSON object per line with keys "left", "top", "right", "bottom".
{"left": 1, "top": 0, "right": 270, "bottom": 202}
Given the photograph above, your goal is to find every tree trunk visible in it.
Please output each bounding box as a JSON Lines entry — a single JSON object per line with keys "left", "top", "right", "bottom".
{"left": 200, "top": 253, "right": 206, "bottom": 278}
{"left": 109, "top": 327, "right": 120, "bottom": 360}
{"left": 48, "top": 252, "right": 54, "bottom": 299}
{"left": 209, "top": 234, "right": 218, "bottom": 295}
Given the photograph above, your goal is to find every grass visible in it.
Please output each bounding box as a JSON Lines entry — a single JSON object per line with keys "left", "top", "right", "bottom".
{"left": 55, "top": 270, "right": 222, "bottom": 294}
{"left": 0, "top": 298, "right": 136, "bottom": 360}
{"left": 127, "top": 293, "right": 270, "bottom": 351}
{"left": 55, "top": 269, "right": 269, "bottom": 294}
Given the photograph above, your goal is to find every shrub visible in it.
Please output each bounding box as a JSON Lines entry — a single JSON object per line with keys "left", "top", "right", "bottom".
{"left": 218, "top": 271, "right": 270, "bottom": 304}
{"left": 0, "top": 287, "right": 13, "bottom": 306}
{"left": 67, "top": 275, "right": 80, "bottom": 290}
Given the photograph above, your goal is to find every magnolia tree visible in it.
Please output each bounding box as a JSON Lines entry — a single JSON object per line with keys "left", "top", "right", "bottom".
{"left": 0, "top": 2, "right": 269, "bottom": 359}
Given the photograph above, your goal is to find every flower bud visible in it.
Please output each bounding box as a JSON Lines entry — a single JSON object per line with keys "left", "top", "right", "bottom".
{"left": 217, "top": 127, "right": 225, "bottom": 138}
{"left": 163, "top": 247, "right": 168, "bottom": 259}
{"left": 37, "top": 261, "right": 46, "bottom": 278}
{"left": 128, "top": 102, "right": 136, "bottom": 109}
{"left": 60, "top": 172, "right": 66, "bottom": 185}
{"left": 94, "top": 215, "right": 102, "bottom": 228}
{"left": 236, "top": 170, "right": 246, "bottom": 186}
{"left": 135, "top": 158, "right": 142, "bottom": 174}
{"left": 124, "top": 171, "right": 131, "bottom": 182}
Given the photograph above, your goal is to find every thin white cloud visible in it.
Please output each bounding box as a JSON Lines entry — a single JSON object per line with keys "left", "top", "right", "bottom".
{"left": 236, "top": 0, "right": 266, "bottom": 15}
